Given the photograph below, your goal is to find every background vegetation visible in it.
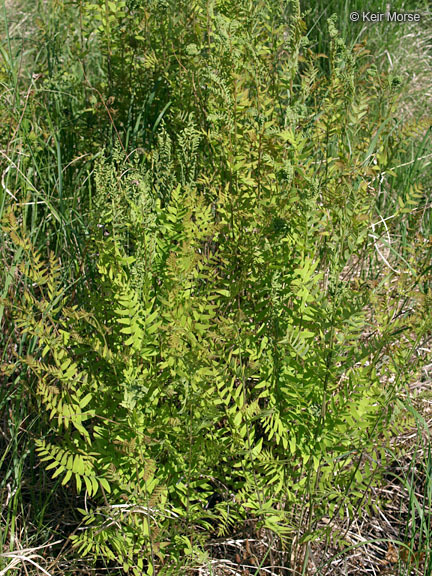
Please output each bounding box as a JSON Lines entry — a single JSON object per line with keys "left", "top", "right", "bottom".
{"left": 1, "top": 1, "right": 431, "bottom": 574}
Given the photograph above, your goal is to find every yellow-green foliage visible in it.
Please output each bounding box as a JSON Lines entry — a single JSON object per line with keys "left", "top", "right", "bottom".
{"left": 2, "top": 1, "right": 431, "bottom": 574}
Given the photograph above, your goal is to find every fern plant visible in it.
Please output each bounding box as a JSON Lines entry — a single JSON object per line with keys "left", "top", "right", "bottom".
{"left": 2, "top": 1, "right": 431, "bottom": 574}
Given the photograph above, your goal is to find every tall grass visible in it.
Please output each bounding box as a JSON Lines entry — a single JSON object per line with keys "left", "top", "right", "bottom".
{"left": 0, "top": 2, "right": 93, "bottom": 571}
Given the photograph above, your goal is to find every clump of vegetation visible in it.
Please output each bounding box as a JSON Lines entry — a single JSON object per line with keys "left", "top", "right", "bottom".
{"left": 1, "top": 1, "right": 431, "bottom": 574}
